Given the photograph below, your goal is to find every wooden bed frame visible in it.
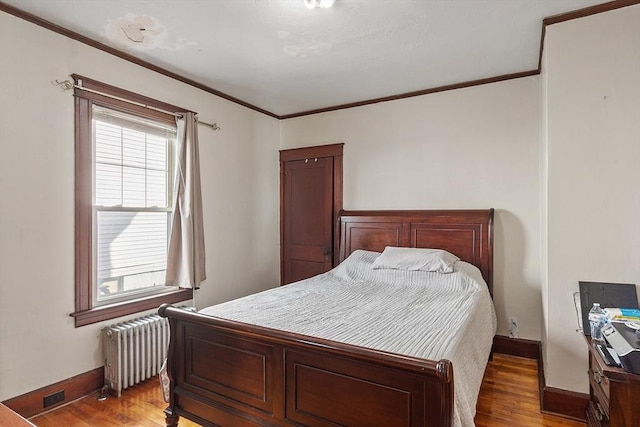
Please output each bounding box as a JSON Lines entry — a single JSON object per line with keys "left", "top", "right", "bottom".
{"left": 159, "top": 209, "right": 494, "bottom": 427}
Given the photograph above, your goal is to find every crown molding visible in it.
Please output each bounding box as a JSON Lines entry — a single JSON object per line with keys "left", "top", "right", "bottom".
{"left": 1, "top": 0, "right": 638, "bottom": 119}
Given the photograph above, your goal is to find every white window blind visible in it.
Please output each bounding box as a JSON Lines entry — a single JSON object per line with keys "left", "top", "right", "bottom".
{"left": 92, "top": 106, "right": 176, "bottom": 303}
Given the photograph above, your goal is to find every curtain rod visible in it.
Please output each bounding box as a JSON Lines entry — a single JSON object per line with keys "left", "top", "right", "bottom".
{"left": 53, "top": 79, "right": 220, "bottom": 131}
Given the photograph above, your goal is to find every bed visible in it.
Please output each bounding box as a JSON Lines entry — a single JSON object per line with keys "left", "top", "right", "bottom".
{"left": 159, "top": 209, "right": 496, "bottom": 427}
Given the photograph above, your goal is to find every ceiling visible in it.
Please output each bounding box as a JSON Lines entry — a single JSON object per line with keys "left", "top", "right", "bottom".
{"left": 2, "top": 0, "right": 609, "bottom": 117}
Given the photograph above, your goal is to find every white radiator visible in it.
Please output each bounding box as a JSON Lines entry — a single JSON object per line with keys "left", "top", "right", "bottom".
{"left": 102, "top": 314, "right": 170, "bottom": 397}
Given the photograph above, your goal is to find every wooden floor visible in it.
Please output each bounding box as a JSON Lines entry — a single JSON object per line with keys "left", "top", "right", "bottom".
{"left": 475, "top": 355, "right": 585, "bottom": 427}
{"left": 30, "top": 354, "right": 585, "bottom": 427}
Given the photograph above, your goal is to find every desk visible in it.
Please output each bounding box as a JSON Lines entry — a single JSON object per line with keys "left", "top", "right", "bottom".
{"left": 585, "top": 336, "right": 640, "bottom": 426}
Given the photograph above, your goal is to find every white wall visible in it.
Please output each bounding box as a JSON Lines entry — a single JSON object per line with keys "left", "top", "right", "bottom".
{"left": 0, "top": 12, "right": 280, "bottom": 400}
{"left": 281, "top": 77, "right": 542, "bottom": 341}
{"left": 542, "top": 5, "right": 640, "bottom": 392}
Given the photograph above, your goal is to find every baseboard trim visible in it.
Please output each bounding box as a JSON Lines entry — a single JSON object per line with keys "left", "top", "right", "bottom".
{"left": 541, "top": 385, "right": 589, "bottom": 422}
{"left": 1, "top": 367, "right": 103, "bottom": 419}
{"left": 538, "top": 346, "right": 589, "bottom": 422}
{"left": 492, "top": 335, "right": 541, "bottom": 359}
{"left": 536, "top": 355, "right": 589, "bottom": 422}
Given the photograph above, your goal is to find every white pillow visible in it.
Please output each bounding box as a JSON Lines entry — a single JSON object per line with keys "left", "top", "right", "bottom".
{"left": 371, "top": 247, "right": 459, "bottom": 273}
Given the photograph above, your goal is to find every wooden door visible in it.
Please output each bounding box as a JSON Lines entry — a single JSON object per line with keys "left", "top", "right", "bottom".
{"left": 280, "top": 144, "right": 343, "bottom": 285}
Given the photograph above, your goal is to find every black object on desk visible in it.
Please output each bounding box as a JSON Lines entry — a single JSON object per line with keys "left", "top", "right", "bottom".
{"left": 579, "top": 281, "right": 638, "bottom": 336}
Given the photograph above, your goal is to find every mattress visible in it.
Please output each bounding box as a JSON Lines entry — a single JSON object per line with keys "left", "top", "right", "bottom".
{"left": 200, "top": 249, "right": 497, "bottom": 427}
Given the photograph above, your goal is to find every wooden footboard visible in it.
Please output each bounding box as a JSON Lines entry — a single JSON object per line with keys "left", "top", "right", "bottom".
{"left": 159, "top": 304, "right": 454, "bottom": 427}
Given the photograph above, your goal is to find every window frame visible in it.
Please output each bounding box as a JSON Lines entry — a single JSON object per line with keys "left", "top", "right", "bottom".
{"left": 92, "top": 106, "right": 176, "bottom": 307}
{"left": 71, "top": 75, "right": 192, "bottom": 327}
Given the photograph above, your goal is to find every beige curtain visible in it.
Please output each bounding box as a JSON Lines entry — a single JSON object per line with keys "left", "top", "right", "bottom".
{"left": 165, "top": 112, "right": 206, "bottom": 289}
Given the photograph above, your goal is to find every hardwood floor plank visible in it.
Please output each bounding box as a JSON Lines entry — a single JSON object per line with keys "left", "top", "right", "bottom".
{"left": 30, "top": 354, "right": 585, "bottom": 427}
{"left": 31, "top": 409, "right": 93, "bottom": 427}
{"left": 30, "top": 380, "right": 199, "bottom": 427}
{"left": 475, "top": 354, "right": 585, "bottom": 427}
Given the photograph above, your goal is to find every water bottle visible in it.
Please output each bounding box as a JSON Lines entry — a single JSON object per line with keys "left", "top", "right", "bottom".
{"left": 588, "top": 303, "right": 607, "bottom": 342}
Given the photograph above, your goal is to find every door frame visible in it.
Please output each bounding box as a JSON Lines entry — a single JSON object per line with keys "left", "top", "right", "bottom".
{"left": 279, "top": 143, "right": 344, "bottom": 284}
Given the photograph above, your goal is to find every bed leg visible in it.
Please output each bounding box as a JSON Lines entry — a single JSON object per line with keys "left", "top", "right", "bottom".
{"left": 164, "top": 407, "right": 179, "bottom": 427}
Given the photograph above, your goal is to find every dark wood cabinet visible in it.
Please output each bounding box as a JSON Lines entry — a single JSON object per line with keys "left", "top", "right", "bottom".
{"left": 585, "top": 336, "right": 640, "bottom": 427}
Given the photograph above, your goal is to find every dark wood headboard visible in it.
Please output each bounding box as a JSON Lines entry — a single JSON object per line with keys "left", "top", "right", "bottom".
{"left": 339, "top": 209, "right": 494, "bottom": 295}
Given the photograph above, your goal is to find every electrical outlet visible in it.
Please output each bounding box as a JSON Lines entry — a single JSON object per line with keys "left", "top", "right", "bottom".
{"left": 43, "top": 390, "right": 65, "bottom": 408}
{"left": 509, "top": 318, "right": 519, "bottom": 338}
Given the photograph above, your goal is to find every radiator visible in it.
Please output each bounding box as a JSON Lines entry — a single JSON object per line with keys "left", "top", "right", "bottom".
{"left": 102, "top": 314, "right": 170, "bottom": 397}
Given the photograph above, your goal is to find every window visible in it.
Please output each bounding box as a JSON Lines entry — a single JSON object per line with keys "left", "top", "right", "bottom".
{"left": 94, "top": 106, "right": 175, "bottom": 304}
{"left": 73, "top": 75, "right": 192, "bottom": 326}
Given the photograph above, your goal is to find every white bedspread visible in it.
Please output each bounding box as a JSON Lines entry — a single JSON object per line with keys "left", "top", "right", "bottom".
{"left": 200, "top": 250, "right": 497, "bottom": 427}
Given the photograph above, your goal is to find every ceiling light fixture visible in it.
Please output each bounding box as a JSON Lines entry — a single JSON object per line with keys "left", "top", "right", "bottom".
{"left": 304, "top": 0, "right": 335, "bottom": 9}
